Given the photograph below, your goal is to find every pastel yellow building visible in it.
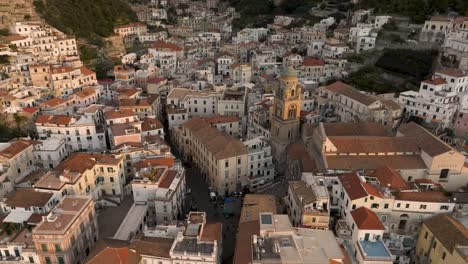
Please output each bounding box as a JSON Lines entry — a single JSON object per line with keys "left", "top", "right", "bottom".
{"left": 415, "top": 214, "right": 468, "bottom": 264}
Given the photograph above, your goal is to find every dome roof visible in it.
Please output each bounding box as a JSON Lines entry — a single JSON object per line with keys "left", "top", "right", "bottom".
{"left": 281, "top": 66, "right": 297, "bottom": 78}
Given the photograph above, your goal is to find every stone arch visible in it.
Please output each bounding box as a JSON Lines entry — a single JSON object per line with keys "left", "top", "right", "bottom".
{"left": 288, "top": 104, "right": 297, "bottom": 119}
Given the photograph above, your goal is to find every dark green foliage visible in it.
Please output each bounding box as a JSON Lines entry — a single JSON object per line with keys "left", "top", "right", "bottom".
{"left": 346, "top": 66, "right": 405, "bottom": 94}
{"left": 0, "top": 123, "right": 27, "bottom": 141}
{"left": 388, "top": 34, "right": 406, "bottom": 43}
{"left": 357, "top": 0, "right": 468, "bottom": 23}
{"left": 376, "top": 49, "right": 438, "bottom": 79}
{"left": 0, "top": 28, "right": 9, "bottom": 36}
{"left": 382, "top": 19, "right": 398, "bottom": 31}
{"left": 227, "top": 0, "right": 322, "bottom": 30}
{"left": 167, "top": 6, "right": 178, "bottom": 25}
{"left": 33, "top": 0, "right": 138, "bottom": 45}
{"left": 93, "top": 58, "right": 114, "bottom": 79}
{"left": 79, "top": 46, "right": 98, "bottom": 65}
{"left": 0, "top": 55, "right": 9, "bottom": 64}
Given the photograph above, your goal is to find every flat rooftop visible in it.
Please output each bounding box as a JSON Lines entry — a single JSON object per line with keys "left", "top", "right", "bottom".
{"left": 172, "top": 238, "right": 215, "bottom": 256}
{"left": 33, "top": 196, "right": 91, "bottom": 234}
{"left": 240, "top": 194, "right": 276, "bottom": 223}
{"left": 113, "top": 204, "right": 148, "bottom": 241}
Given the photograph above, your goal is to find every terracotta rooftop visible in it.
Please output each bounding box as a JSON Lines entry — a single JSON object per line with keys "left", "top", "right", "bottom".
{"left": 322, "top": 122, "right": 387, "bottom": 137}
{"left": 240, "top": 194, "right": 277, "bottom": 223}
{"left": 87, "top": 239, "right": 140, "bottom": 264}
{"left": 422, "top": 78, "right": 446, "bottom": 86}
{"left": 233, "top": 220, "right": 259, "bottom": 264}
{"left": 119, "top": 98, "right": 151, "bottom": 107}
{"left": 41, "top": 97, "right": 69, "bottom": 108}
{"left": 326, "top": 154, "right": 427, "bottom": 170}
{"left": 22, "top": 107, "right": 39, "bottom": 114}
{"left": 351, "top": 207, "right": 385, "bottom": 230}
{"left": 80, "top": 66, "right": 95, "bottom": 76}
{"left": 73, "top": 87, "right": 96, "bottom": 98}
{"left": 424, "top": 214, "right": 468, "bottom": 254}
{"left": 183, "top": 117, "right": 247, "bottom": 160}
{"left": 436, "top": 68, "right": 466, "bottom": 78}
{"left": 36, "top": 115, "right": 72, "bottom": 126}
{"left": 395, "top": 191, "right": 450, "bottom": 203}
{"left": 33, "top": 196, "right": 91, "bottom": 234}
{"left": 158, "top": 170, "right": 178, "bottom": 189}
{"left": 429, "top": 16, "right": 450, "bottom": 22}
{"left": 129, "top": 236, "right": 174, "bottom": 259}
{"left": 200, "top": 222, "right": 222, "bottom": 242}
{"left": 147, "top": 77, "right": 166, "bottom": 84}
{"left": 287, "top": 140, "right": 318, "bottom": 173}
{"left": 5, "top": 189, "right": 53, "bottom": 208}
{"left": 338, "top": 172, "right": 372, "bottom": 200}
{"left": 397, "top": 122, "right": 453, "bottom": 157}
{"left": 141, "top": 117, "right": 163, "bottom": 132}
{"left": 53, "top": 152, "right": 121, "bottom": 175}
{"left": 2, "top": 34, "right": 26, "bottom": 42}
{"left": 0, "top": 139, "right": 34, "bottom": 158}
{"left": 327, "top": 136, "right": 419, "bottom": 154}
{"left": 152, "top": 41, "right": 182, "bottom": 51}
{"left": 367, "top": 166, "right": 411, "bottom": 191}
{"left": 104, "top": 109, "right": 136, "bottom": 120}
{"left": 135, "top": 158, "right": 175, "bottom": 172}
{"left": 325, "top": 81, "right": 378, "bottom": 106}
{"left": 202, "top": 115, "right": 240, "bottom": 124}
{"left": 302, "top": 57, "right": 325, "bottom": 67}
{"left": 51, "top": 66, "right": 74, "bottom": 74}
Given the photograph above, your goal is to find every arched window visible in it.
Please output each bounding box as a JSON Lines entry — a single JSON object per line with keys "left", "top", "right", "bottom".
{"left": 291, "top": 89, "right": 295, "bottom": 97}
{"left": 288, "top": 104, "right": 297, "bottom": 119}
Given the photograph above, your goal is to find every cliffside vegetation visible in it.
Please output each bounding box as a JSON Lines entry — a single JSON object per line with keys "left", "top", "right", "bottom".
{"left": 345, "top": 49, "right": 438, "bottom": 94}
{"left": 357, "top": 0, "right": 468, "bottom": 23}
{"left": 226, "top": 0, "right": 322, "bottom": 31}
{"left": 33, "top": 0, "right": 137, "bottom": 46}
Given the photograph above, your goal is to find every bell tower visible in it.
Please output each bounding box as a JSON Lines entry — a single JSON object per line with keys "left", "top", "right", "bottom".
{"left": 270, "top": 67, "right": 302, "bottom": 168}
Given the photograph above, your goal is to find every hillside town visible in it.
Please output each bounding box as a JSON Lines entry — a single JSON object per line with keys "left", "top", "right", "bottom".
{"left": 0, "top": 0, "right": 466, "bottom": 264}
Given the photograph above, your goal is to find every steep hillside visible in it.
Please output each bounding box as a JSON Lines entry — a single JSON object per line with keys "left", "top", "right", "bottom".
{"left": 33, "top": 0, "right": 137, "bottom": 45}
{"left": 0, "top": 0, "right": 39, "bottom": 29}
{"left": 357, "top": 0, "right": 468, "bottom": 23}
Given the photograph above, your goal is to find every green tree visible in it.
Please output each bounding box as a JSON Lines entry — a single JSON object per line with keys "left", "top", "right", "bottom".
{"left": 33, "top": 0, "right": 138, "bottom": 46}
{"left": 0, "top": 28, "right": 9, "bottom": 36}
